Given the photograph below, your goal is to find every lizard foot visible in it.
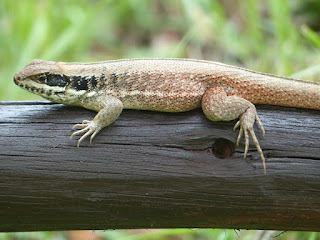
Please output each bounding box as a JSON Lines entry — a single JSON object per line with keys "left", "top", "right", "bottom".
{"left": 233, "top": 106, "right": 266, "bottom": 174}
{"left": 70, "top": 120, "right": 101, "bottom": 147}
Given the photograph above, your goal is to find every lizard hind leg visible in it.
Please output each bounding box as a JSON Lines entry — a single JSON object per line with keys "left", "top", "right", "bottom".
{"left": 201, "top": 86, "right": 266, "bottom": 174}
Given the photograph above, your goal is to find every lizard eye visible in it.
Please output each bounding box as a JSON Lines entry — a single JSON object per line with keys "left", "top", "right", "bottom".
{"left": 38, "top": 75, "right": 46, "bottom": 83}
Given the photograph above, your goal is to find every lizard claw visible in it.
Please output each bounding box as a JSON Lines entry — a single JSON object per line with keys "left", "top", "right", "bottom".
{"left": 70, "top": 120, "right": 101, "bottom": 147}
{"left": 233, "top": 106, "right": 266, "bottom": 174}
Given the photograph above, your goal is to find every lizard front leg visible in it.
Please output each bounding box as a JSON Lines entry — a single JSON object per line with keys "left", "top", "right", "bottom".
{"left": 70, "top": 94, "right": 123, "bottom": 147}
{"left": 201, "top": 86, "right": 266, "bottom": 174}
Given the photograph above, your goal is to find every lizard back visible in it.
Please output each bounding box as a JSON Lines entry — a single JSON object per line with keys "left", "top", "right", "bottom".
{"left": 14, "top": 58, "right": 320, "bottom": 111}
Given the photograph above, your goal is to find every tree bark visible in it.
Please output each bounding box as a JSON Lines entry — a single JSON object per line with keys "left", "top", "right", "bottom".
{"left": 1, "top": 101, "right": 320, "bottom": 232}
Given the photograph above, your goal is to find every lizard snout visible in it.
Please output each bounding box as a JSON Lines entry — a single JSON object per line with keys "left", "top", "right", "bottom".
{"left": 13, "top": 73, "right": 23, "bottom": 85}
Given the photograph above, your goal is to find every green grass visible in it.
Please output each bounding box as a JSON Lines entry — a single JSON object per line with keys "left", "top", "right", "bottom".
{"left": 1, "top": 230, "right": 319, "bottom": 240}
{"left": 1, "top": 0, "right": 320, "bottom": 239}
{"left": 1, "top": 0, "right": 319, "bottom": 101}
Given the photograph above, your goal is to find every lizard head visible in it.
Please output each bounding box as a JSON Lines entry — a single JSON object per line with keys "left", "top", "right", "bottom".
{"left": 13, "top": 59, "right": 69, "bottom": 100}
{"left": 13, "top": 59, "right": 90, "bottom": 104}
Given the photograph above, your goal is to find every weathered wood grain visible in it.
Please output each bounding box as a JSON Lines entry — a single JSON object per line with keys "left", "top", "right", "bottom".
{"left": 0, "top": 101, "right": 320, "bottom": 231}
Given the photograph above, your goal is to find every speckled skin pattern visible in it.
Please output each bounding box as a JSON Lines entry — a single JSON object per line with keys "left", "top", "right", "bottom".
{"left": 14, "top": 58, "right": 320, "bottom": 173}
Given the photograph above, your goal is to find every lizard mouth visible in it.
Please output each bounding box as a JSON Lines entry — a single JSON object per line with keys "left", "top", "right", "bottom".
{"left": 13, "top": 76, "right": 47, "bottom": 95}
{"left": 13, "top": 71, "right": 68, "bottom": 96}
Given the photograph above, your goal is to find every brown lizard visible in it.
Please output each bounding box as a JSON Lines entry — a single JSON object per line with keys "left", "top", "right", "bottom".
{"left": 13, "top": 58, "right": 320, "bottom": 173}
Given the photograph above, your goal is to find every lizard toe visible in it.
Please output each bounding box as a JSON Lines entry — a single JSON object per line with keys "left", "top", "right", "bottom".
{"left": 235, "top": 105, "right": 266, "bottom": 174}
{"left": 70, "top": 120, "right": 101, "bottom": 146}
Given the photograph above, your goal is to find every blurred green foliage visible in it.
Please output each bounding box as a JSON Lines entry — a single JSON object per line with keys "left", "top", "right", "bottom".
{"left": 1, "top": 229, "right": 320, "bottom": 240}
{"left": 1, "top": 0, "right": 320, "bottom": 239}
{"left": 1, "top": 0, "right": 320, "bottom": 101}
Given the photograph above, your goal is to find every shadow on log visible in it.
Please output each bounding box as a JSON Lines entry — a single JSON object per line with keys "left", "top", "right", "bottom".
{"left": 0, "top": 101, "right": 320, "bottom": 231}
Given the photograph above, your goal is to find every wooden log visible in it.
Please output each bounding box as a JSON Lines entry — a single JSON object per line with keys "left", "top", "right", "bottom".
{"left": 0, "top": 101, "right": 320, "bottom": 232}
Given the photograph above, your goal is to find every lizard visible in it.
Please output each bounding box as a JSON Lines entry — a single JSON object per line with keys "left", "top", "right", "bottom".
{"left": 13, "top": 58, "right": 320, "bottom": 174}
